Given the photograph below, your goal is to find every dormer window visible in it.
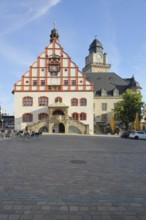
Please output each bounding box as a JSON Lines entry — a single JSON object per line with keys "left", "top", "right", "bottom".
{"left": 48, "top": 55, "right": 60, "bottom": 74}
{"left": 101, "top": 89, "right": 107, "bottom": 96}
{"left": 113, "top": 88, "right": 119, "bottom": 96}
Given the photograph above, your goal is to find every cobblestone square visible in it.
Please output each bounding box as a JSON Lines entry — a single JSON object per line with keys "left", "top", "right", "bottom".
{"left": 0, "top": 135, "right": 146, "bottom": 219}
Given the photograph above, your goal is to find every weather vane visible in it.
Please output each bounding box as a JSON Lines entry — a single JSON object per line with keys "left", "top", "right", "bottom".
{"left": 53, "top": 21, "right": 56, "bottom": 28}
{"left": 95, "top": 35, "right": 97, "bottom": 39}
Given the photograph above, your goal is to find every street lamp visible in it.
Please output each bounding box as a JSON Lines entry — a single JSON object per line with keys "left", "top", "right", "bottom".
{"left": 1, "top": 119, "right": 3, "bottom": 130}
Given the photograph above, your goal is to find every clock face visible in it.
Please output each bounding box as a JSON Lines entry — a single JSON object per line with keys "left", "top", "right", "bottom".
{"left": 97, "top": 54, "right": 102, "bottom": 60}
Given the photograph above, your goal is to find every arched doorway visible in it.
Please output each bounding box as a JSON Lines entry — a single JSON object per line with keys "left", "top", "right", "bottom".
{"left": 59, "top": 123, "right": 65, "bottom": 133}
{"left": 52, "top": 123, "right": 65, "bottom": 133}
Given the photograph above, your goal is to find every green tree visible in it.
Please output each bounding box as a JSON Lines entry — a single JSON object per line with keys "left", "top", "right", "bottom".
{"left": 114, "top": 89, "right": 144, "bottom": 130}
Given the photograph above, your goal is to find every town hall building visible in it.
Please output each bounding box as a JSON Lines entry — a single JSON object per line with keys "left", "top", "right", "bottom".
{"left": 13, "top": 26, "right": 141, "bottom": 134}
{"left": 13, "top": 27, "right": 94, "bottom": 134}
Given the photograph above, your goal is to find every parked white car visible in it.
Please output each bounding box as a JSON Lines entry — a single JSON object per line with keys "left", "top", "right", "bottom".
{"left": 129, "top": 131, "right": 146, "bottom": 140}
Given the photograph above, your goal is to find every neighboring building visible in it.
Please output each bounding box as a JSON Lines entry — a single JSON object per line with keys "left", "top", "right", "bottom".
{"left": 82, "top": 38, "right": 141, "bottom": 133}
{"left": 1, "top": 116, "right": 14, "bottom": 129}
{"left": 141, "top": 104, "right": 146, "bottom": 130}
{"left": 13, "top": 27, "right": 94, "bottom": 134}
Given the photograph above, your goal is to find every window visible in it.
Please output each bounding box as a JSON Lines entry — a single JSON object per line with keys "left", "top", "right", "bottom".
{"left": 80, "top": 98, "right": 87, "bottom": 106}
{"left": 55, "top": 97, "right": 62, "bottom": 103}
{"left": 101, "top": 89, "right": 107, "bottom": 96}
{"left": 101, "top": 114, "right": 107, "bottom": 122}
{"left": 72, "top": 112, "right": 78, "bottom": 120}
{"left": 38, "top": 113, "right": 48, "bottom": 120}
{"left": 71, "top": 98, "right": 78, "bottom": 106}
{"left": 41, "top": 80, "right": 45, "bottom": 86}
{"left": 102, "top": 103, "right": 107, "bottom": 111}
{"left": 23, "top": 113, "right": 33, "bottom": 122}
{"left": 48, "top": 55, "right": 60, "bottom": 73}
{"left": 80, "top": 113, "right": 86, "bottom": 120}
{"left": 39, "top": 96, "right": 48, "bottom": 106}
{"left": 23, "top": 97, "right": 33, "bottom": 106}
{"left": 33, "top": 80, "right": 37, "bottom": 86}
{"left": 113, "top": 88, "right": 119, "bottom": 96}
{"left": 48, "top": 86, "right": 61, "bottom": 91}
{"left": 64, "top": 80, "right": 68, "bottom": 85}
{"left": 71, "top": 80, "right": 76, "bottom": 85}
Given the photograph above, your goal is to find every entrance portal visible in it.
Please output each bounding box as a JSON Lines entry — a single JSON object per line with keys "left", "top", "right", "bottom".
{"left": 52, "top": 123, "right": 65, "bottom": 133}
{"left": 59, "top": 123, "right": 65, "bottom": 133}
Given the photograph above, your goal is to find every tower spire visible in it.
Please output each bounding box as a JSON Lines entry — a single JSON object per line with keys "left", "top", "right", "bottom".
{"left": 53, "top": 21, "right": 56, "bottom": 28}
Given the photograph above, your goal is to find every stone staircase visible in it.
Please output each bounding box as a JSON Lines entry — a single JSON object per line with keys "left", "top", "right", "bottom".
{"left": 27, "top": 115, "right": 89, "bottom": 134}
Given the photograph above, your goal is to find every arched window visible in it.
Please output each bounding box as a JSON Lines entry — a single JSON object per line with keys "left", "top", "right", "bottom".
{"left": 80, "top": 98, "right": 87, "bottom": 106}
{"left": 80, "top": 112, "right": 86, "bottom": 120}
{"left": 23, "top": 113, "right": 33, "bottom": 122}
{"left": 38, "top": 96, "right": 48, "bottom": 106}
{"left": 72, "top": 112, "right": 78, "bottom": 120}
{"left": 38, "top": 113, "right": 48, "bottom": 120}
{"left": 55, "top": 97, "right": 62, "bottom": 103}
{"left": 71, "top": 98, "right": 78, "bottom": 106}
{"left": 23, "top": 96, "right": 33, "bottom": 106}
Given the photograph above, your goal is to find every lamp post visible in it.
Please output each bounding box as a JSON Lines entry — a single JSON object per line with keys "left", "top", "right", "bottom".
{"left": 1, "top": 119, "right": 3, "bottom": 130}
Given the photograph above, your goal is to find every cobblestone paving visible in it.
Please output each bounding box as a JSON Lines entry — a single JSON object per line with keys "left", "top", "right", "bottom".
{"left": 0, "top": 134, "right": 146, "bottom": 219}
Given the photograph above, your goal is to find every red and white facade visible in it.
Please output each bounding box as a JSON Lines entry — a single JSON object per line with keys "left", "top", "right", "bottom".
{"left": 13, "top": 28, "right": 94, "bottom": 134}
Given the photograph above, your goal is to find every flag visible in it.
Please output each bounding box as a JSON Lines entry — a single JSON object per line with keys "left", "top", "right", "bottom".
{"left": 110, "top": 113, "right": 115, "bottom": 133}
{"left": 135, "top": 112, "right": 140, "bottom": 130}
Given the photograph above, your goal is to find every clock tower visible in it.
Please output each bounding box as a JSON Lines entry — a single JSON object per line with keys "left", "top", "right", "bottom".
{"left": 82, "top": 37, "right": 111, "bottom": 73}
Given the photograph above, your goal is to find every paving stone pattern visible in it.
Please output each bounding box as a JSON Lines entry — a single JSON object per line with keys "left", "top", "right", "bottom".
{"left": 0, "top": 135, "right": 146, "bottom": 219}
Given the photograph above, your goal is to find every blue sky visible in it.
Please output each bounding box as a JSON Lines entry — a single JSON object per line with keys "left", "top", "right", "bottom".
{"left": 0, "top": 0, "right": 146, "bottom": 115}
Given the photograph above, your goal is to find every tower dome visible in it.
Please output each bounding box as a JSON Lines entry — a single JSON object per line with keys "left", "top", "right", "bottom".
{"left": 89, "top": 38, "right": 103, "bottom": 53}
{"left": 50, "top": 24, "right": 59, "bottom": 42}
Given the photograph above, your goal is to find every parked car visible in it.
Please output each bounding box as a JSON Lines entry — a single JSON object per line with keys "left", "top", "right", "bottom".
{"left": 120, "top": 130, "right": 131, "bottom": 138}
{"left": 129, "top": 131, "right": 146, "bottom": 140}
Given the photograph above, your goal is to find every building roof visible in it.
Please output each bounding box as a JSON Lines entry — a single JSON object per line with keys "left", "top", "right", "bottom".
{"left": 84, "top": 72, "right": 141, "bottom": 96}
{"left": 89, "top": 38, "right": 103, "bottom": 53}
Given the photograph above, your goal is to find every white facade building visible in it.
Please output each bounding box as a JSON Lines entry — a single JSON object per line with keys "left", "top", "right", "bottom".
{"left": 13, "top": 28, "right": 94, "bottom": 134}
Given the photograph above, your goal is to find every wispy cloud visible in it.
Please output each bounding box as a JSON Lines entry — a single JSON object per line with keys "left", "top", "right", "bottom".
{"left": 0, "top": 0, "right": 61, "bottom": 36}
{"left": 0, "top": 0, "right": 61, "bottom": 70}
{"left": 0, "top": 39, "right": 34, "bottom": 67}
